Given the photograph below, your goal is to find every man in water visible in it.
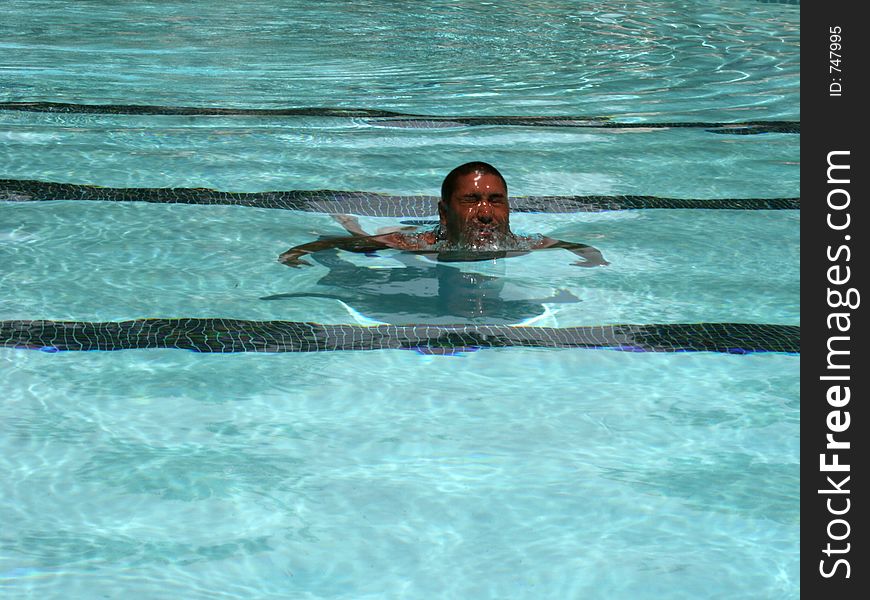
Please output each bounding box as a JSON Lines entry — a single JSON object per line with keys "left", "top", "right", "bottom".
{"left": 278, "top": 161, "right": 609, "bottom": 267}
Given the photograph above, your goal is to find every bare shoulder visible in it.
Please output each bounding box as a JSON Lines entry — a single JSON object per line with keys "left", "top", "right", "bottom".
{"left": 374, "top": 231, "right": 437, "bottom": 250}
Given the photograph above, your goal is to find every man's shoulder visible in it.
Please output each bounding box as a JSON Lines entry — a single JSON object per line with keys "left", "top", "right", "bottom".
{"left": 375, "top": 231, "right": 437, "bottom": 250}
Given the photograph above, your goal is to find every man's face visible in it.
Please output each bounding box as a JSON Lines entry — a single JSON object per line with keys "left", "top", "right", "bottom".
{"left": 440, "top": 171, "right": 510, "bottom": 248}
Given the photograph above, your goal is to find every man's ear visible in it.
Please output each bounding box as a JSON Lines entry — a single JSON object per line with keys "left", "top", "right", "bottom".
{"left": 438, "top": 200, "right": 448, "bottom": 226}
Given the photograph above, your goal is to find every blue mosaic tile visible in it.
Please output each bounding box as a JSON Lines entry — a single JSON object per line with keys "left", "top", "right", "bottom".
{"left": 0, "top": 102, "right": 798, "bottom": 134}
{"left": 1, "top": 319, "right": 800, "bottom": 355}
{"left": 0, "top": 179, "right": 800, "bottom": 215}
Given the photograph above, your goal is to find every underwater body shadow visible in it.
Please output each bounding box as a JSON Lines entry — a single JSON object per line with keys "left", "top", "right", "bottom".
{"left": 260, "top": 248, "right": 578, "bottom": 326}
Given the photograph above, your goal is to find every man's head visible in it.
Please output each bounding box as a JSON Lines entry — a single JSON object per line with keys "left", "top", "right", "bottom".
{"left": 439, "top": 162, "right": 511, "bottom": 248}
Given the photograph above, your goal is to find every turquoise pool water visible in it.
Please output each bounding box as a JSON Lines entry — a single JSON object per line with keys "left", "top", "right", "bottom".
{"left": 1, "top": 1, "right": 799, "bottom": 598}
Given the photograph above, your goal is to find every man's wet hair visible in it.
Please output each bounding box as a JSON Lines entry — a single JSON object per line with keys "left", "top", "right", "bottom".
{"left": 440, "top": 162, "right": 507, "bottom": 202}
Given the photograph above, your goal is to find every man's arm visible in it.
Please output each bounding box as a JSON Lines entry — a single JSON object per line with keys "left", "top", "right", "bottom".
{"left": 535, "top": 237, "right": 609, "bottom": 267}
{"left": 278, "top": 235, "right": 391, "bottom": 267}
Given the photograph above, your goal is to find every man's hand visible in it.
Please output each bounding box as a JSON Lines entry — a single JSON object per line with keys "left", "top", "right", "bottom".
{"left": 278, "top": 252, "right": 312, "bottom": 268}
{"left": 536, "top": 237, "right": 609, "bottom": 267}
{"left": 572, "top": 258, "right": 610, "bottom": 268}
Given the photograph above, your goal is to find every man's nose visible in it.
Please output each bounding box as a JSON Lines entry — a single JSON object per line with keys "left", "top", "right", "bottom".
{"left": 476, "top": 201, "right": 493, "bottom": 222}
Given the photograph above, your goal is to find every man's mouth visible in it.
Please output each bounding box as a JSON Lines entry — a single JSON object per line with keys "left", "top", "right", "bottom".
{"left": 452, "top": 225, "right": 507, "bottom": 249}
{"left": 475, "top": 227, "right": 495, "bottom": 237}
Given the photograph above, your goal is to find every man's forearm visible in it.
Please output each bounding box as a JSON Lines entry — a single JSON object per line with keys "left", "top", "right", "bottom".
{"left": 546, "top": 239, "right": 609, "bottom": 266}
{"left": 279, "top": 236, "right": 390, "bottom": 266}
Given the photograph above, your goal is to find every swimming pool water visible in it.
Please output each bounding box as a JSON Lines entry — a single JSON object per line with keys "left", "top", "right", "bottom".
{"left": 2, "top": 201, "right": 798, "bottom": 327}
{"left": 3, "top": 346, "right": 799, "bottom": 598}
{"left": 1, "top": 1, "right": 799, "bottom": 598}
